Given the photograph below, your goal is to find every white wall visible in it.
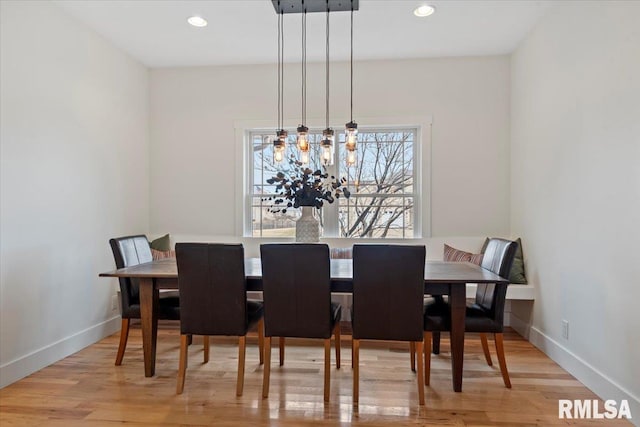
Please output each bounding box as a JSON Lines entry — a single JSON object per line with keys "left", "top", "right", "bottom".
{"left": 149, "top": 56, "right": 511, "bottom": 254}
{"left": 511, "top": 1, "right": 640, "bottom": 418}
{"left": 0, "top": 1, "right": 149, "bottom": 386}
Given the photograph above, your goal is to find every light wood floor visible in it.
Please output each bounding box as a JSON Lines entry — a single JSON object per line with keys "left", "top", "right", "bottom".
{"left": 0, "top": 322, "right": 629, "bottom": 426}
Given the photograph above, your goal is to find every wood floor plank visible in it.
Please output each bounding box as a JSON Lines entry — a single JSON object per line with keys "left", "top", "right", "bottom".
{"left": 0, "top": 322, "right": 631, "bottom": 426}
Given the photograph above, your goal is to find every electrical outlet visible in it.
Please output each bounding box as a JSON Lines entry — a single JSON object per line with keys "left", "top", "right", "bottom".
{"left": 562, "top": 320, "right": 569, "bottom": 340}
{"left": 111, "top": 295, "right": 118, "bottom": 311}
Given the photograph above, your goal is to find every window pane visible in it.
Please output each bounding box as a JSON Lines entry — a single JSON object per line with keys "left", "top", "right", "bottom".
{"left": 251, "top": 197, "right": 298, "bottom": 237}
{"left": 338, "top": 196, "right": 414, "bottom": 238}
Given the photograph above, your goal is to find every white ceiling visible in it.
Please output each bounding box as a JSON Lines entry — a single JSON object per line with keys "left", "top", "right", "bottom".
{"left": 55, "top": 0, "right": 553, "bottom": 68}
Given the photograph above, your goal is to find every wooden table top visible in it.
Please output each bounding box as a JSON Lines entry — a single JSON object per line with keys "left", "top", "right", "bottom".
{"left": 99, "top": 258, "right": 508, "bottom": 284}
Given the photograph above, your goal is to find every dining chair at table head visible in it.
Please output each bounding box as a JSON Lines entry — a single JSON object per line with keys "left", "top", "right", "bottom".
{"left": 422, "top": 237, "right": 517, "bottom": 388}
{"left": 175, "top": 243, "right": 264, "bottom": 396}
{"left": 351, "top": 244, "right": 426, "bottom": 406}
{"left": 260, "top": 243, "right": 341, "bottom": 402}
{"left": 109, "top": 235, "right": 180, "bottom": 366}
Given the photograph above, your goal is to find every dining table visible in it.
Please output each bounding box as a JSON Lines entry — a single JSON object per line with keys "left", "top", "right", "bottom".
{"left": 99, "top": 257, "right": 508, "bottom": 392}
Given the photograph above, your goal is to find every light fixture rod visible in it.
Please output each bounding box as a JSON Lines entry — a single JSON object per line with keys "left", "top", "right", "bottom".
{"left": 301, "top": 5, "right": 306, "bottom": 125}
{"left": 350, "top": 4, "right": 353, "bottom": 122}
{"left": 277, "top": 6, "right": 281, "bottom": 131}
{"left": 325, "top": 0, "right": 329, "bottom": 129}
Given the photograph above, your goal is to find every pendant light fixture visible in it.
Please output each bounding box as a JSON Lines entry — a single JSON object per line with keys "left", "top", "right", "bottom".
{"left": 345, "top": 2, "right": 357, "bottom": 167}
{"left": 274, "top": 3, "right": 287, "bottom": 164}
{"left": 270, "top": 0, "right": 359, "bottom": 166}
{"left": 320, "top": 0, "right": 334, "bottom": 166}
{"left": 296, "top": 3, "right": 309, "bottom": 164}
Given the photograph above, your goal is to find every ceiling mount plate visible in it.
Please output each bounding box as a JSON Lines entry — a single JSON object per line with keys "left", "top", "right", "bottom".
{"left": 271, "top": 0, "right": 359, "bottom": 14}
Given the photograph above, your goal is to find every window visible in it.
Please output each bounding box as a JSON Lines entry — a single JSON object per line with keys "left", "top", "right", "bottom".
{"left": 247, "top": 127, "right": 419, "bottom": 238}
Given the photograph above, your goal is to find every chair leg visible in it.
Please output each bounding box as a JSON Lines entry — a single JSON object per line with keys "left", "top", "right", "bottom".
{"left": 334, "top": 322, "right": 341, "bottom": 369}
{"left": 279, "top": 337, "right": 285, "bottom": 366}
{"left": 410, "top": 341, "right": 416, "bottom": 372}
{"left": 115, "top": 318, "right": 130, "bottom": 366}
{"left": 236, "top": 336, "right": 246, "bottom": 396}
{"left": 176, "top": 334, "right": 189, "bottom": 394}
{"left": 423, "top": 331, "right": 432, "bottom": 386}
{"left": 203, "top": 336, "right": 210, "bottom": 363}
{"left": 262, "top": 337, "right": 272, "bottom": 398}
{"left": 415, "top": 340, "right": 425, "bottom": 406}
{"left": 480, "top": 333, "right": 493, "bottom": 366}
{"left": 432, "top": 332, "right": 441, "bottom": 354}
{"left": 494, "top": 333, "right": 511, "bottom": 388}
{"left": 352, "top": 339, "right": 360, "bottom": 406}
{"left": 351, "top": 338, "right": 354, "bottom": 369}
{"left": 187, "top": 334, "right": 193, "bottom": 346}
{"left": 258, "top": 318, "right": 265, "bottom": 365}
{"left": 324, "top": 338, "right": 331, "bottom": 402}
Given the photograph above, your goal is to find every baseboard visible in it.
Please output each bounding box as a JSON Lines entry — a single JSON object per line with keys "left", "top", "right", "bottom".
{"left": 0, "top": 316, "right": 121, "bottom": 388}
{"left": 529, "top": 326, "right": 639, "bottom": 425}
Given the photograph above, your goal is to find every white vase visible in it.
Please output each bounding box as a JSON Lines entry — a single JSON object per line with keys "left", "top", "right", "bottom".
{"left": 296, "top": 206, "right": 320, "bottom": 242}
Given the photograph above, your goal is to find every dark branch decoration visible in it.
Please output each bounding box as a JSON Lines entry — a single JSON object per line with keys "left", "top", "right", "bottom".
{"left": 265, "top": 156, "right": 351, "bottom": 213}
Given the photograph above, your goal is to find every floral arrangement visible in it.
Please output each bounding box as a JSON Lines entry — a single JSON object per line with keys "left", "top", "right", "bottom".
{"left": 266, "top": 157, "right": 351, "bottom": 214}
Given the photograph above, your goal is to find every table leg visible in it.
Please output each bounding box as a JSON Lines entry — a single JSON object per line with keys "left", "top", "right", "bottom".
{"left": 139, "top": 278, "right": 159, "bottom": 377}
{"left": 449, "top": 284, "right": 465, "bottom": 392}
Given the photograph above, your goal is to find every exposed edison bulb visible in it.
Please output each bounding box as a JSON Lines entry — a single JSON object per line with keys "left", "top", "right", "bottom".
{"left": 274, "top": 146, "right": 285, "bottom": 163}
{"left": 346, "top": 149, "right": 357, "bottom": 166}
{"left": 300, "top": 150, "right": 310, "bottom": 164}
{"left": 321, "top": 143, "right": 333, "bottom": 165}
{"left": 296, "top": 125, "right": 309, "bottom": 151}
{"left": 345, "top": 121, "right": 358, "bottom": 151}
{"left": 320, "top": 128, "right": 334, "bottom": 166}
{"left": 273, "top": 129, "right": 287, "bottom": 164}
{"left": 298, "top": 135, "right": 309, "bottom": 151}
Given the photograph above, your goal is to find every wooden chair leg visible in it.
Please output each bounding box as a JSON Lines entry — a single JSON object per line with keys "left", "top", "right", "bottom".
{"left": 410, "top": 341, "right": 416, "bottom": 372}
{"left": 480, "top": 333, "right": 493, "bottom": 366}
{"left": 203, "top": 336, "right": 210, "bottom": 363}
{"left": 334, "top": 322, "right": 341, "bottom": 369}
{"left": 262, "top": 337, "right": 272, "bottom": 398}
{"left": 176, "top": 334, "right": 189, "bottom": 394}
{"left": 279, "top": 337, "right": 285, "bottom": 366}
{"left": 324, "top": 338, "right": 331, "bottom": 402}
{"left": 415, "top": 340, "right": 425, "bottom": 406}
{"left": 115, "top": 318, "right": 130, "bottom": 366}
{"left": 236, "top": 336, "right": 246, "bottom": 396}
{"left": 258, "top": 318, "right": 265, "bottom": 365}
{"left": 494, "top": 333, "right": 511, "bottom": 388}
{"left": 351, "top": 338, "right": 354, "bottom": 369}
{"left": 432, "top": 332, "right": 441, "bottom": 354}
{"left": 423, "top": 331, "right": 432, "bottom": 386}
{"left": 352, "top": 339, "right": 360, "bottom": 406}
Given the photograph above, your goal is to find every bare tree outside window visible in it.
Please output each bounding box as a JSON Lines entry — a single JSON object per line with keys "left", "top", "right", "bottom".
{"left": 248, "top": 128, "right": 417, "bottom": 238}
{"left": 338, "top": 130, "right": 415, "bottom": 238}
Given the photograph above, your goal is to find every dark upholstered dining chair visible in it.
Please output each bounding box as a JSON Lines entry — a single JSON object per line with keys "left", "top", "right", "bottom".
{"left": 175, "top": 243, "right": 264, "bottom": 396}
{"left": 352, "top": 244, "right": 426, "bottom": 406}
{"left": 109, "top": 235, "right": 182, "bottom": 366}
{"left": 422, "top": 238, "right": 517, "bottom": 388}
{"left": 260, "top": 244, "right": 341, "bottom": 402}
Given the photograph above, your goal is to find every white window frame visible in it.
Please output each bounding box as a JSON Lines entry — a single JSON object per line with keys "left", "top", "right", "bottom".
{"left": 234, "top": 116, "right": 432, "bottom": 239}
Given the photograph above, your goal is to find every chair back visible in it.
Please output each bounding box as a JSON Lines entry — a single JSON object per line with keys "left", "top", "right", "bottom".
{"left": 109, "top": 235, "right": 152, "bottom": 312}
{"left": 176, "top": 243, "right": 248, "bottom": 336}
{"left": 476, "top": 238, "right": 518, "bottom": 323}
{"left": 352, "top": 245, "right": 426, "bottom": 341}
{"left": 260, "top": 244, "right": 332, "bottom": 339}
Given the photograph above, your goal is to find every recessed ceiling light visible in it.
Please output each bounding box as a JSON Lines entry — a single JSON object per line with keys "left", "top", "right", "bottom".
{"left": 414, "top": 5, "right": 436, "bottom": 17}
{"left": 187, "top": 16, "right": 208, "bottom": 28}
